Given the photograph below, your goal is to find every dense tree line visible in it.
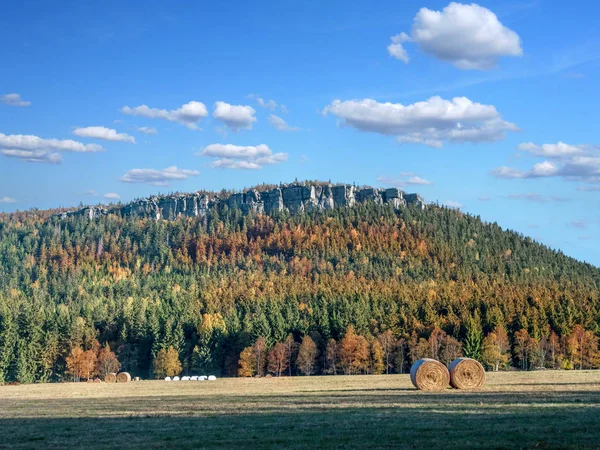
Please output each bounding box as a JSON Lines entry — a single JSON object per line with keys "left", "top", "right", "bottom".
{"left": 0, "top": 199, "right": 599, "bottom": 382}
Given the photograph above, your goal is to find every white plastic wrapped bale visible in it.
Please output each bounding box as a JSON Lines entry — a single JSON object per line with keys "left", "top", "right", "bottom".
{"left": 181, "top": 376, "right": 190, "bottom": 381}
{"left": 190, "top": 376, "right": 198, "bottom": 381}
{"left": 172, "top": 376, "right": 180, "bottom": 381}
{"left": 199, "top": 376, "right": 207, "bottom": 381}
{"left": 208, "top": 375, "right": 217, "bottom": 381}
{"left": 164, "top": 377, "right": 172, "bottom": 382}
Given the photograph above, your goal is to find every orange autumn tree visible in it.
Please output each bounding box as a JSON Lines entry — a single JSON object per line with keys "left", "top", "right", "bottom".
{"left": 238, "top": 337, "right": 268, "bottom": 377}
{"left": 267, "top": 342, "right": 289, "bottom": 377}
{"left": 66, "top": 346, "right": 98, "bottom": 381}
{"left": 371, "top": 339, "right": 385, "bottom": 375}
{"left": 238, "top": 347, "right": 256, "bottom": 377}
{"left": 296, "top": 335, "right": 318, "bottom": 376}
{"left": 96, "top": 344, "right": 121, "bottom": 378}
{"left": 338, "top": 325, "right": 370, "bottom": 375}
{"left": 567, "top": 325, "right": 600, "bottom": 370}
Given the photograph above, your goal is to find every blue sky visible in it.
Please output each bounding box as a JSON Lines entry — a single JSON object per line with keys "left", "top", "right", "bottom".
{"left": 1, "top": 0, "right": 599, "bottom": 265}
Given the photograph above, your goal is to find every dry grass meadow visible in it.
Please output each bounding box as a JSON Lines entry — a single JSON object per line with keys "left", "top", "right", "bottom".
{"left": 1, "top": 371, "right": 600, "bottom": 449}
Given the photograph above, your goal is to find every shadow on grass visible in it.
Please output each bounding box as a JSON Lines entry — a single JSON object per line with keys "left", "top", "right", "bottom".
{"left": 2, "top": 390, "right": 600, "bottom": 449}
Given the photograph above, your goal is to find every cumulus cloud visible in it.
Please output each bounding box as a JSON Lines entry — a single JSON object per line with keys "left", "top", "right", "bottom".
{"left": 213, "top": 102, "right": 256, "bottom": 131}
{"left": 387, "top": 32, "right": 411, "bottom": 63}
{"left": 198, "top": 144, "right": 287, "bottom": 170}
{"left": 490, "top": 161, "right": 559, "bottom": 179}
{"left": 1, "top": 93, "right": 31, "bottom": 107}
{"left": 247, "top": 94, "right": 277, "bottom": 111}
{"left": 103, "top": 193, "right": 120, "bottom": 200}
{"left": 518, "top": 142, "right": 584, "bottom": 158}
{"left": 389, "top": 2, "right": 522, "bottom": 70}
{"left": 323, "top": 96, "right": 518, "bottom": 148}
{"left": 73, "top": 126, "right": 135, "bottom": 143}
{"left": 137, "top": 126, "right": 158, "bottom": 135}
{"left": 0, "top": 196, "right": 16, "bottom": 203}
{"left": 492, "top": 142, "right": 600, "bottom": 183}
{"left": 120, "top": 166, "right": 200, "bottom": 186}
{"left": 268, "top": 115, "right": 299, "bottom": 132}
{"left": 121, "top": 101, "right": 208, "bottom": 129}
{"left": 507, "top": 194, "right": 569, "bottom": 203}
{"left": 377, "top": 173, "right": 433, "bottom": 187}
{"left": 0, "top": 133, "right": 102, "bottom": 164}
{"left": 0, "top": 133, "right": 103, "bottom": 153}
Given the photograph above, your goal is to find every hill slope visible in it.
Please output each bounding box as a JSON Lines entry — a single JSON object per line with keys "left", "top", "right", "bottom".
{"left": 0, "top": 182, "right": 599, "bottom": 382}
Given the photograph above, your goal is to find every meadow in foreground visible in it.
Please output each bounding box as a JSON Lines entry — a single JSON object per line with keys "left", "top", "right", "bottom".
{"left": 2, "top": 371, "right": 600, "bottom": 449}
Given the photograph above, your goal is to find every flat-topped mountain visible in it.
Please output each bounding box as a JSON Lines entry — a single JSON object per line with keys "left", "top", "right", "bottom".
{"left": 57, "top": 181, "right": 426, "bottom": 221}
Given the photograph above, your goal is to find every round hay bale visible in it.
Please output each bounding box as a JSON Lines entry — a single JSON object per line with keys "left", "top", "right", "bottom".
{"left": 198, "top": 376, "right": 207, "bottom": 381}
{"left": 134, "top": 376, "right": 140, "bottom": 382}
{"left": 93, "top": 378, "right": 102, "bottom": 383}
{"left": 208, "top": 375, "right": 217, "bottom": 381}
{"left": 164, "top": 377, "right": 172, "bottom": 382}
{"left": 448, "top": 358, "right": 485, "bottom": 390}
{"left": 190, "top": 376, "right": 198, "bottom": 381}
{"left": 104, "top": 372, "right": 117, "bottom": 383}
{"left": 116, "top": 372, "right": 131, "bottom": 383}
{"left": 410, "top": 358, "right": 449, "bottom": 391}
{"left": 173, "top": 376, "right": 180, "bottom": 381}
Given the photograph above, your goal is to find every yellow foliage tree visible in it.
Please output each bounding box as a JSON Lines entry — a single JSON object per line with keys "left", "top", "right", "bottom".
{"left": 153, "top": 347, "right": 182, "bottom": 379}
{"left": 371, "top": 339, "right": 385, "bottom": 374}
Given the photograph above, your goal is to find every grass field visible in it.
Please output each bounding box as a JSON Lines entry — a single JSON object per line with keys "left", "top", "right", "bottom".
{"left": 1, "top": 371, "right": 600, "bottom": 449}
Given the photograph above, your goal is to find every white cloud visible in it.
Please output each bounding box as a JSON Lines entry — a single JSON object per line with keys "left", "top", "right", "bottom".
{"left": 85, "top": 190, "right": 98, "bottom": 196}
{"left": 492, "top": 142, "right": 600, "bottom": 182}
{"left": 247, "top": 94, "right": 278, "bottom": 111}
{"left": 137, "top": 126, "right": 158, "bottom": 135}
{"left": 213, "top": 102, "right": 256, "bottom": 131}
{"left": 120, "top": 166, "right": 200, "bottom": 186}
{"left": 0, "top": 149, "right": 62, "bottom": 164}
{"left": 323, "top": 96, "right": 517, "bottom": 147}
{"left": 1, "top": 93, "right": 31, "bottom": 107}
{"left": 268, "top": 115, "right": 299, "bottom": 132}
{"left": 0, "top": 133, "right": 102, "bottom": 164}
{"left": 444, "top": 200, "right": 463, "bottom": 208}
{"left": 121, "top": 101, "right": 208, "bottom": 129}
{"left": 199, "top": 144, "right": 288, "bottom": 170}
{"left": 377, "top": 174, "right": 433, "bottom": 188}
{"left": 491, "top": 161, "right": 560, "bottom": 179}
{"left": 0, "top": 196, "right": 16, "bottom": 203}
{"left": 387, "top": 32, "right": 411, "bottom": 63}
{"left": 518, "top": 142, "right": 584, "bottom": 158}
{"left": 103, "top": 193, "right": 120, "bottom": 200}
{"left": 390, "top": 2, "right": 523, "bottom": 70}
{"left": 0, "top": 133, "right": 103, "bottom": 153}
{"left": 507, "top": 193, "right": 568, "bottom": 203}
{"left": 73, "top": 126, "right": 135, "bottom": 143}
{"left": 478, "top": 196, "right": 492, "bottom": 202}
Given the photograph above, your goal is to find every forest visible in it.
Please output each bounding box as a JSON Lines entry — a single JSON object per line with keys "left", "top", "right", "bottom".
{"left": 0, "top": 197, "right": 599, "bottom": 382}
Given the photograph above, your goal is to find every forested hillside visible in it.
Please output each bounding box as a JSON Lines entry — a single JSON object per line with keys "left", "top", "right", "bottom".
{"left": 1, "top": 197, "right": 599, "bottom": 382}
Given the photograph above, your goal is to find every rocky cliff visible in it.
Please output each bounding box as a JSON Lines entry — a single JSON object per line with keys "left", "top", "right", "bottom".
{"left": 57, "top": 182, "right": 426, "bottom": 221}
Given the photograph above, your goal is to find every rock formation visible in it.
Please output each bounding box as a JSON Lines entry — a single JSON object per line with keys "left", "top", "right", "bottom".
{"left": 57, "top": 181, "right": 426, "bottom": 221}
